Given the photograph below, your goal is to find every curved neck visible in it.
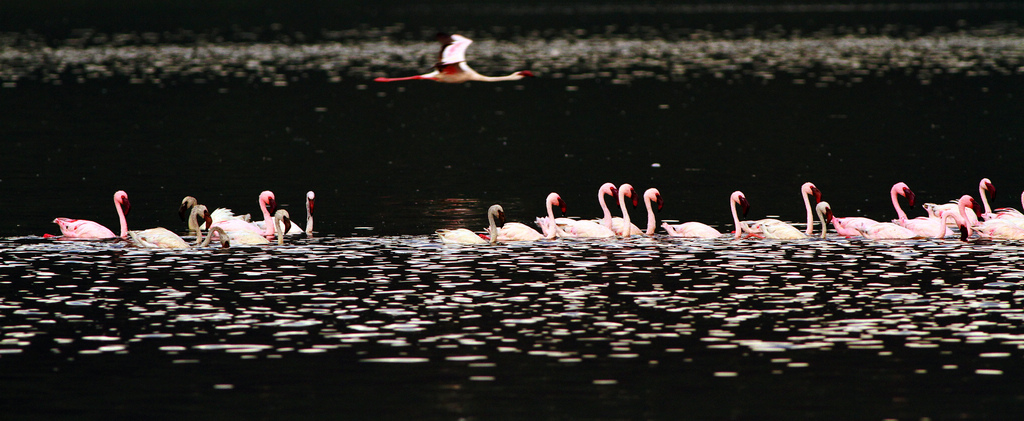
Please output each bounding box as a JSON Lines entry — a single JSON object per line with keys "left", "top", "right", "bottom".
{"left": 891, "top": 185, "right": 908, "bottom": 221}
{"left": 260, "top": 195, "right": 274, "bottom": 236}
{"left": 115, "top": 201, "right": 128, "bottom": 239}
{"left": 816, "top": 212, "right": 827, "bottom": 239}
{"left": 599, "top": 189, "right": 613, "bottom": 229}
{"left": 618, "top": 191, "right": 631, "bottom": 237}
{"left": 980, "top": 183, "right": 993, "bottom": 214}
{"left": 305, "top": 202, "right": 314, "bottom": 236}
{"left": 486, "top": 211, "right": 498, "bottom": 245}
{"left": 274, "top": 216, "right": 286, "bottom": 245}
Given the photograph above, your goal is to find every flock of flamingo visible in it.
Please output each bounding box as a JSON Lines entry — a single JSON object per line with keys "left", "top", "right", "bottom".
{"left": 49, "top": 190, "right": 315, "bottom": 248}
{"left": 437, "top": 179, "right": 1024, "bottom": 244}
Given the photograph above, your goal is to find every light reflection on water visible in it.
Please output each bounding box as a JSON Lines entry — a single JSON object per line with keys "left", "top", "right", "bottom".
{"left": 3, "top": 235, "right": 1023, "bottom": 371}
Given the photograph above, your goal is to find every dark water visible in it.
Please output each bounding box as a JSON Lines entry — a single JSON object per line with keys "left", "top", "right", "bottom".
{"left": 3, "top": 2, "right": 1024, "bottom": 419}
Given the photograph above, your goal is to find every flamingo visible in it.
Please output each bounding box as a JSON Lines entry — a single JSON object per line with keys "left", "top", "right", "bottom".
{"left": 889, "top": 182, "right": 953, "bottom": 237}
{"left": 730, "top": 191, "right": 753, "bottom": 239}
{"left": 304, "top": 191, "right": 315, "bottom": 236}
{"left": 210, "top": 190, "right": 278, "bottom": 238}
{"left": 534, "top": 193, "right": 570, "bottom": 238}
{"left": 128, "top": 205, "right": 211, "bottom": 249}
{"left": 661, "top": 190, "right": 733, "bottom": 238}
{"left": 496, "top": 197, "right": 559, "bottom": 242}
{"left": 437, "top": 204, "right": 505, "bottom": 245}
{"left": 549, "top": 186, "right": 616, "bottom": 238}
{"left": 53, "top": 190, "right": 131, "bottom": 239}
{"left": 272, "top": 210, "right": 293, "bottom": 245}
{"left": 639, "top": 188, "right": 664, "bottom": 235}
{"left": 197, "top": 226, "right": 232, "bottom": 248}
{"left": 747, "top": 183, "right": 819, "bottom": 240}
{"left": 179, "top": 196, "right": 250, "bottom": 236}
{"left": 974, "top": 178, "right": 1024, "bottom": 224}
{"left": 610, "top": 183, "right": 642, "bottom": 237}
{"left": 254, "top": 191, "right": 312, "bottom": 236}
{"left": 374, "top": 33, "right": 535, "bottom": 84}
{"left": 815, "top": 202, "right": 834, "bottom": 239}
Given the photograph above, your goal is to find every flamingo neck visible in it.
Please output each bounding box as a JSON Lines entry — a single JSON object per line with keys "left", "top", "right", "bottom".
{"left": 891, "top": 186, "right": 908, "bottom": 221}
{"left": 644, "top": 197, "right": 657, "bottom": 235}
{"left": 305, "top": 214, "right": 314, "bottom": 236}
{"left": 486, "top": 210, "right": 498, "bottom": 245}
{"left": 116, "top": 201, "right": 128, "bottom": 239}
{"left": 980, "top": 183, "right": 993, "bottom": 215}
{"left": 544, "top": 198, "right": 557, "bottom": 240}
{"left": 599, "top": 189, "right": 613, "bottom": 229}
{"left": 803, "top": 190, "right": 814, "bottom": 235}
{"left": 731, "top": 198, "right": 743, "bottom": 239}
{"left": 618, "top": 192, "right": 631, "bottom": 237}
{"left": 260, "top": 199, "right": 274, "bottom": 237}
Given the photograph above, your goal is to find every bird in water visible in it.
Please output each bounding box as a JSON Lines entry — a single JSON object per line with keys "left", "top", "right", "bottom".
{"left": 374, "top": 33, "right": 535, "bottom": 83}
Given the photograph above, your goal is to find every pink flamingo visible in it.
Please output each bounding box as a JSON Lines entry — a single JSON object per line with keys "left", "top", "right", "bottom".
{"left": 211, "top": 190, "right": 278, "bottom": 239}
{"left": 497, "top": 197, "right": 560, "bottom": 242}
{"left": 53, "top": 190, "right": 131, "bottom": 239}
{"left": 535, "top": 193, "right": 569, "bottom": 238}
{"left": 975, "top": 178, "right": 1024, "bottom": 223}
{"left": 730, "top": 191, "right": 753, "bottom": 239}
{"left": 374, "top": 33, "right": 535, "bottom": 84}
{"left": 889, "top": 182, "right": 952, "bottom": 237}
{"left": 610, "top": 183, "right": 642, "bottom": 237}
{"left": 551, "top": 184, "right": 617, "bottom": 238}
{"left": 746, "top": 183, "right": 819, "bottom": 240}
{"left": 639, "top": 188, "right": 664, "bottom": 235}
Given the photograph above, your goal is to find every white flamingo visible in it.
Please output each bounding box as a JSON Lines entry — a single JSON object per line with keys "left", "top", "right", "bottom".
{"left": 747, "top": 182, "right": 819, "bottom": 240}
{"left": 815, "top": 202, "right": 833, "bottom": 239}
{"left": 639, "top": 188, "right": 664, "bottom": 235}
{"left": 375, "top": 33, "right": 535, "bottom": 83}
{"left": 610, "top": 183, "right": 642, "bottom": 237}
{"left": 179, "top": 196, "right": 250, "bottom": 236}
{"left": 53, "top": 190, "right": 131, "bottom": 239}
{"left": 128, "top": 204, "right": 211, "bottom": 248}
{"left": 437, "top": 204, "right": 505, "bottom": 245}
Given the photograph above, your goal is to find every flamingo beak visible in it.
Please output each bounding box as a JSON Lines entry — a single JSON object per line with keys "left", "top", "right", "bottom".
{"left": 612, "top": 187, "right": 619, "bottom": 205}
{"left": 122, "top": 197, "right": 132, "bottom": 216}
{"left": 518, "top": 70, "right": 535, "bottom": 78}
{"left": 178, "top": 202, "right": 191, "bottom": 221}
{"left": 308, "top": 199, "right": 315, "bottom": 216}
{"left": 203, "top": 211, "right": 212, "bottom": 230}
{"left": 958, "top": 224, "right": 969, "bottom": 242}
{"left": 656, "top": 194, "right": 664, "bottom": 212}
{"left": 970, "top": 198, "right": 982, "bottom": 219}
{"left": 986, "top": 181, "right": 996, "bottom": 199}
{"left": 812, "top": 187, "right": 822, "bottom": 204}
{"left": 739, "top": 195, "right": 750, "bottom": 217}
{"left": 903, "top": 188, "right": 916, "bottom": 207}
{"left": 497, "top": 210, "right": 507, "bottom": 227}
{"left": 557, "top": 198, "right": 567, "bottom": 215}
{"left": 630, "top": 188, "right": 638, "bottom": 208}
{"left": 267, "top": 197, "right": 277, "bottom": 215}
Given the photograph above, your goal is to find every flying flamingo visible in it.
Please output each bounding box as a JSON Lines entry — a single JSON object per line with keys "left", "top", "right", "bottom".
{"left": 437, "top": 204, "right": 505, "bottom": 245}
{"left": 639, "top": 188, "right": 664, "bottom": 235}
{"left": 374, "top": 33, "right": 535, "bottom": 84}
{"left": 53, "top": 190, "right": 131, "bottom": 239}
{"left": 550, "top": 186, "right": 616, "bottom": 238}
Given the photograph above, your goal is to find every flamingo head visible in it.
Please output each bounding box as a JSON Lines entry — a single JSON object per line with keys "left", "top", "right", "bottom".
{"left": 496, "top": 208, "right": 507, "bottom": 227}
{"left": 192, "top": 205, "right": 213, "bottom": 230}
{"left": 516, "top": 70, "right": 535, "bottom": 78}
{"left": 960, "top": 195, "right": 982, "bottom": 220}
{"left": 732, "top": 191, "right": 750, "bottom": 217}
{"left": 306, "top": 191, "right": 315, "bottom": 216}
{"left": 646, "top": 188, "right": 664, "bottom": 212}
{"left": 547, "top": 193, "right": 567, "bottom": 215}
{"left": 803, "top": 182, "right": 822, "bottom": 203}
{"left": 260, "top": 191, "right": 277, "bottom": 215}
{"left": 179, "top": 196, "right": 197, "bottom": 221}
{"left": 115, "top": 190, "right": 131, "bottom": 216}
{"left": 816, "top": 202, "right": 834, "bottom": 223}
{"left": 981, "top": 178, "right": 995, "bottom": 199}
{"left": 619, "top": 184, "right": 638, "bottom": 208}
{"left": 275, "top": 210, "right": 292, "bottom": 235}
{"left": 894, "top": 182, "right": 915, "bottom": 207}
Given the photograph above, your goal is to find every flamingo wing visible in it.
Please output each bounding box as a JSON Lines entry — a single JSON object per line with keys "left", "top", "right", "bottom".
{"left": 53, "top": 217, "right": 116, "bottom": 239}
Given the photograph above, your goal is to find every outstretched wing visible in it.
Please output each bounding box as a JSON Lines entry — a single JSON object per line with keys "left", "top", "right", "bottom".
{"left": 439, "top": 35, "right": 473, "bottom": 65}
